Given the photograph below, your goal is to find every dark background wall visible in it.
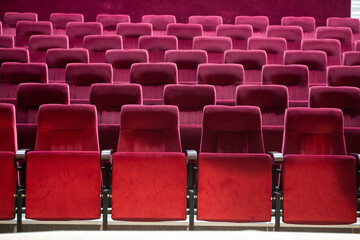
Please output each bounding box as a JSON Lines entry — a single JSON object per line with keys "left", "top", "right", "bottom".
{"left": 0, "top": 0, "right": 350, "bottom": 26}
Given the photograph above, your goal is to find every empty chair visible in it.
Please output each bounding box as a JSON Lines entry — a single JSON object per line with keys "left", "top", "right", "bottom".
{"left": 46, "top": 48, "right": 89, "bottom": 82}
{"left": 66, "top": 22, "right": 103, "bottom": 48}
{"left": 105, "top": 49, "right": 148, "bottom": 83}
{"left": 130, "top": 62, "right": 177, "bottom": 105}
{"left": 284, "top": 50, "right": 327, "bottom": 86}
{"left": 197, "top": 105, "right": 272, "bottom": 223}
{"left": 164, "top": 84, "right": 215, "bottom": 152}
{"left": 29, "top": 35, "right": 69, "bottom": 63}
{"left": 225, "top": 49, "right": 267, "bottom": 84}
{"left": 236, "top": 85, "right": 288, "bottom": 152}
{"left": 111, "top": 105, "right": 186, "bottom": 222}
{"left": 166, "top": 23, "right": 203, "bottom": 49}
{"left": 0, "top": 62, "right": 48, "bottom": 104}
{"left": 342, "top": 51, "right": 360, "bottom": 66}
{"left": 50, "top": 13, "right": 84, "bottom": 35}
{"left": 0, "top": 48, "right": 29, "bottom": 66}
{"left": 3, "top": 12, "right": 37, "bottom": 35}
{"left": 216, "top": 24, "right": 253, "bottom": 50}
{"left": 96, "top": 14, "right": 130, "bottom": 35}
{"left": 316, "top": 26, "right": 353, "bottom": 52}
{"left": 0, "top": 104, "right": 17, "bottom": 220}
{"left": 235, "top": 16, "right": 269, "bottom": 37}
{"left": 189, "top": 15, "right": 223, "bottom": 36}
{"left": 15, "top": 21, "right": 53, "bottom": 47}
{"left": 65, "top": 63, "right": 113, "bottom": 104}
{"left": 83, "top": 35, "right": 123, "bottom": 63}
{"left": 267, "top": 25, "right": 303, "bottom": 50}
{"left": 165, "top": 49, "right": 207, "bottom": 84}
{"left": 116, "top": 23, "right": 152, "bottom": 49}
{"left": 25, "top": 104, "right": 101, "bottom": 221}
{"left": 301, "top": 39, "right": 341, "bottom": 66}
{"left": 193, "top": 36, "right": 232, "bottom": 63}
{"left": 327, "top": 65, "right": 360, "bottom": 87}
{"left": 262, "top": 64, "right": 309, "bottom": 107}
{"left": 309, "top": 86, "right": 360, "bottom": 154}
{"left": 281, "top": 16, "right": 316, "bottom": 39}
{"left": 138, "top": 35, "right": 177, "bottom": 62}
{"left": 197, "top": 63, "right": 243, "bottom": 105}
{"left": 248, "top": 37, "right": 287, "bottom": 64}
{"left": 281, "top": 107, "right": 357, "bottom": 225}
{"left": 0, "top": 35, "right": 14, "bottom": 48}
{"left": 16, "top": 83, "right": 69, "bottom": 150}
{"left": 327, "top": 17, "right": 360, "bottom": 41}
{"left": 90, "top": 83, "right": 142, "bottom": 150}
{"left": 142, "top": 15, "right": 176, "bottom": 35}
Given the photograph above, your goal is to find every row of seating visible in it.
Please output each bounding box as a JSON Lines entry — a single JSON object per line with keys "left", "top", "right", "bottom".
{"left": 0, "top": 103, "right": 358, "bottom": 231}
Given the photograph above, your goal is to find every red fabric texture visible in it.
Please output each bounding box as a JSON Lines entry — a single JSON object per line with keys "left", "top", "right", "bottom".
{"left": 263, "top": 125, "right": 284, "bottom": 152}
{"left": 0, "top": 152, "right": 16, "bottom": 220}
{"left": 116, "top": 23, "right": 152, "bottom": 49}
{"left": 316, "top": 26, "right": 353, "bottom": 52}
{"left": 327, "top": 17, "right": 360, "bottom": 41}
{"left": 29, "top": 35, "right": 69, "bottom": 63}
{"left": 193, "top": 36, "right": 232, "bottom": 63}
{"left": 96, "top": 14, "right": 130, "bottom": 33}
{"left": 0, "top": 35, "right": 14, "bottom": 48}
{"left": 188, "top": 15, "right": 222, "bottom": 34}
{"left": 197, "top": 153, "right": 271, "bottom": 222}
{"left": 83, "top": 35, "right": 123, "bottom": 63}
{"left": 142, "top": 15, "right": 176, "bottom": 31}
{"left": 139, "top": 36, "right": 178, "bottom": 62}
{"left": 267, "top": 25, "right": 303, "bottom": 50}
{"left": 343, "top": 51, "right": 360, "bottom": 65}
{"left": 0, "top": 48, "right": 29, "bottom": 66}
{"left": 281, "top": 17, "right": 316, "bottom": 39}
{"left": 4, "top": 12, "right": 37, "bottom": 27}
{"left": 235, "top": 16, "right": 269, "bottom": 37}
{"left": 66, "top": 22, "right": 103, "bottom": 48}
{"left": 50, "top": 13, "right": 84, "bottom": 35}
{"left": 112, "top": 152, "right": 186, "bottom": 221}
{"left": 301, "top": 39, "right": 341, "bottom": 66}
{"left": 166, "top": 23, "right": 203, "bottom": 49}
{"left": 0, "top": 104, "right": 17, "bottom": 152}
{"left": 15, "top": 21, "right": 52, "bottom": 47}
{"left": 216, "top": 24, "right": 253, "bottom": 50}
{"left": 248, "top": 37, "right": 286, "bottom": 64}
{"left": 327, "top": 65, "right": 360, "bottom": 87}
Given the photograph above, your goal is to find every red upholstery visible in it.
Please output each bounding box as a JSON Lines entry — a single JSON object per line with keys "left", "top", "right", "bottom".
{"left": 301, "top": 39, "right": 341, "bottom": 66}
{"left": 235, "top": 16, "right": 269, "bottom": 37}
{"left": 66, "top": 22, "right": 103, "bottom": 48}
{"left": 29, "top": 35, "right": 69, "bottom": 63}
{"left": 262, "top": 64, "right": 309, "bottom": 107}
{"left": 65, "top": 63, "right": 113, "bottom": 103}
{"left": 342, "top": 51, "right": 360, "bottom": 66}
{"left": 138, "top": 35, "right": 178, "bottom": 62}
{"left": 248, "top": 37, "right": 287, "bottom": 64}
{"left": 3, "top": 12, "right": 37, "bottom": 35}
{"left": 267, "top": 25, "right": 303, "bottom": 50}
{"left": 281, "top": 16, "right": 316, "bottom": 39}
{"left": 105, "top": 49, "right": 148, "bottom": 83}
{"left": 166, "top": 23, "right": 203, "bottom": 49}
{"left": 188, "top": 15, "right": 222, "bottom": 36}
{"left": 164, "top": 49, "right": 207, "bottom": 84}
{"left": 83, "top": 35, "right": 123, "bottom": 63}
{"left": 96, "top": 14, "right": 130, "bottom": 35}
{"left": 50, "top": 13, "right": 84, "bottom": 35}
{"left": 46, "top": 48, "right": 89, "bottom": 82}
{"left": 354, "top": 39, "right": 360, "bottom": 51}
{"left": 0, "top": 35, "right": 14, "bottom": 48}
{"left": 216, "top": 24, "right": 253, "bottom": 50}
{"left": 164, "top": 84, "right": 215, "bottom": 152}
{"left": 116, "top": 23, "right": 152, "bottom": 49}
{"left": 142, "top": 15, "right": 176, "bottom": 35}
{"left": 284, "top": 50, "right": 327, "bottom": 86}
{"left": 225, "top": 49, "right": 266, "bottom": 84}
{"left": 130, "top": 62, "right": 177, "bottom": 105}
{"left": 327, "top": 65, "right": 360, "bottom": 87}
{"left": 0, "top": 104, "right": 17, "bottom": 220}
{"left": 15, "top": 21, "right": 53, "bottom": 47}
{"left": 193, "top": 36, "right": 232, "bottom": 63}
{"left": 0, "top": 48, "right": 29, "bottom": 66}
{"left": 282, "top": 108, "right": 357, "bottom": 224}
{"left": 198, "top": 105, "right": 271, "bottom": 222}
{"left": 0, "top": 21, "right": 2, "bottom": 35}
{"left": 197, "top": 63, "right": 243, "bottom": 105}
{"left": 112, "top": 105, "right": 186, "bottom": 221}
{"left": 327, "top": 17, "right": 360, "bottom": 41}
{"left": 316, "top": 26, "right": 353, "bottom": 52}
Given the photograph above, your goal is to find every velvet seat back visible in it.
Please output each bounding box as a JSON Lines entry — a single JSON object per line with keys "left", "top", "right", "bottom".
{"left": 83, "top": 35, "right": 123, "bottom": 63}
{"left": 166, "top": 23, "right": 203, "bottom": 49}
{"left": 248, "top": 37, "right": 287, "bottom": 64}
{"left": 267, "top": 25, "right": 303, "bottom": 50}
{"left": 327, "top": 65, "right": 360, "bottom": 87}
{"left": 29, "top": 35, "right": 69, "bottom": 63}
{"left": 50, "top": 13, "right": 84, "bottom": 35}
{"left": 96, "top": 14, "right": 130, "bottom": 35}
{"left": 327, "top": 17, "right": 360, "bottom": 41}
{"left": 3, "top": 12, "right": 37, "bottom": 35}
{"left": 216, "top": 24, "right": 253, "bottom": 50}
{"left": 15, "top": 21, "right": 53, "bottom": 47}
{"left": 281, "top": 16, "right": 316, "bottom": 39}
{"left": 235, "top": 16, "right": 269, "bottom": 37}
{"left": 66, "top": 22, "right": 103, "bottom": 48}
{"left": 0, "top": 36, "right": 14, "bottom": 48}
{"left": 301, "top": 39, "right": 341, "bottom": 66}
{"left": 342, "top": 51, "right": 360, "bottom": 66}
{"left": 138, "top": 35, "right": 178, "bottom": 62}
{"left": 189, "top": 15, "right": 222, "bottom": 36}
{"left": 193, "top": 36, "right": 232, "bottom": 63}
{"left": 0, "top": 48, "right": 29, "bottom": 66}
{"left": 316, "top": 26, "right": 353, "bottom": 52}
{"left": 142, "top": 15, "right": 176, "bottom": 35}
{"left": 116, "top": 23, "right": 153, "bottom": 49}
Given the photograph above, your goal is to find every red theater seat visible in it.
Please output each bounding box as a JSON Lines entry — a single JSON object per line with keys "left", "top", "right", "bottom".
{"left": 66, "top": 22, "right": 103, "bottom": 48}
{"left": 130, "top": 62, "right": 177, "bottom": 105}
{"left": 327, "top": 17, "right": 360, "bottom": 41}
{"left": 96, "top": 14, "right": 130, "bottom": 35}
{"left": 116, "top": 23, "right": 152, "bottom": 49}
{"left": 15, "top": 21, "right": 53, "bottom": 48}
{"left": 164, "top": 84, "right": 215, "bottom": 152}
{"left": 29, "top": 35, "right": 69, "bottom": 63}
{"left": 327, "top": 65, "right": 360, "bottom": 88}
{"left": 105, "top": 49, "right": 148, "bottom": 83}
{"left": 0, "top": 104, "right": 17, "bottom": 220}
{"left": 193, "top": 36, "right": 232, "bottom": 63}
{"left": 316, "top": 26, "right": 353, "bottom": 52}
{"left": 3, "top": 12, "right": 37, "bottom": 36}
{"left": 189, "top": 15, "right": 223, "bottom": 36}
{"left": 197, "top": 63, "right": 243, "bottom": 105}
{"left": 235, "top": 16, "right": 269, "bottom": 37}
{"left": 225, "top": 49, "right": 266, "bottom": 84}
{"left": 83, "top": 35, "right": 123, "bottom": 63}
{"left": 50, "top": 13, "right": 84, "bottom": 35}
{"left": 0, "top": 36, "right": 14, "bottom": 48}
{"left": 197, "top": 105, "right": 272, "bottom": 223}
{"left": 111, "top": 105, "right": 187, "bottom": 221}
{"left": 248, "top": 37, "right": 287, "bottom": 64}
{"left": 165, "top": 49, "right": 207, "bottom": 84}
{"left": 301, "top": 39, "right": 341, "bottom": 66}
{"left": 0, "top": 48, "right": 29, "bottom": 66}
{"left": 166, "top": 23, "right": 203, "bottom": 49}
{"left": 281, "top": 16, "right": 316, "bottom": 39}
{"left": 281, "top": 107, "right": 357, "bottom": 225}
{"left": 216, "top": 24, "right": 253, "bottom": 50}
{"left": 138, "top": 35, "right": 178, "bottom": 62}
{"left": 142, "top": 15, "right": 176, "bottom": 36}
{"left": 262, "top": 64, "right": 309, "bottom": 107}
{"left": 267, "top": 25, "right": 303, "bottom": 50}
{"left": 342, "top": 51, "right": 360, "bottom": 66}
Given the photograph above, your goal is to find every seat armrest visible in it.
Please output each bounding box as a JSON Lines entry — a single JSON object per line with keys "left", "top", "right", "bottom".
{"left": 186, "top": 150, "right": 197, "bottom": 164}
{"left": 269, "top": 151, "right": 284, "bottom": 163}
{"left": 101, "top": 149, "right": 113, "bottom": 162}
{"left": 15, "top": 149, "right": 30, "bottom": 162}
{"left": 350, "top": 153, "right": 360, "bottom": 166}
